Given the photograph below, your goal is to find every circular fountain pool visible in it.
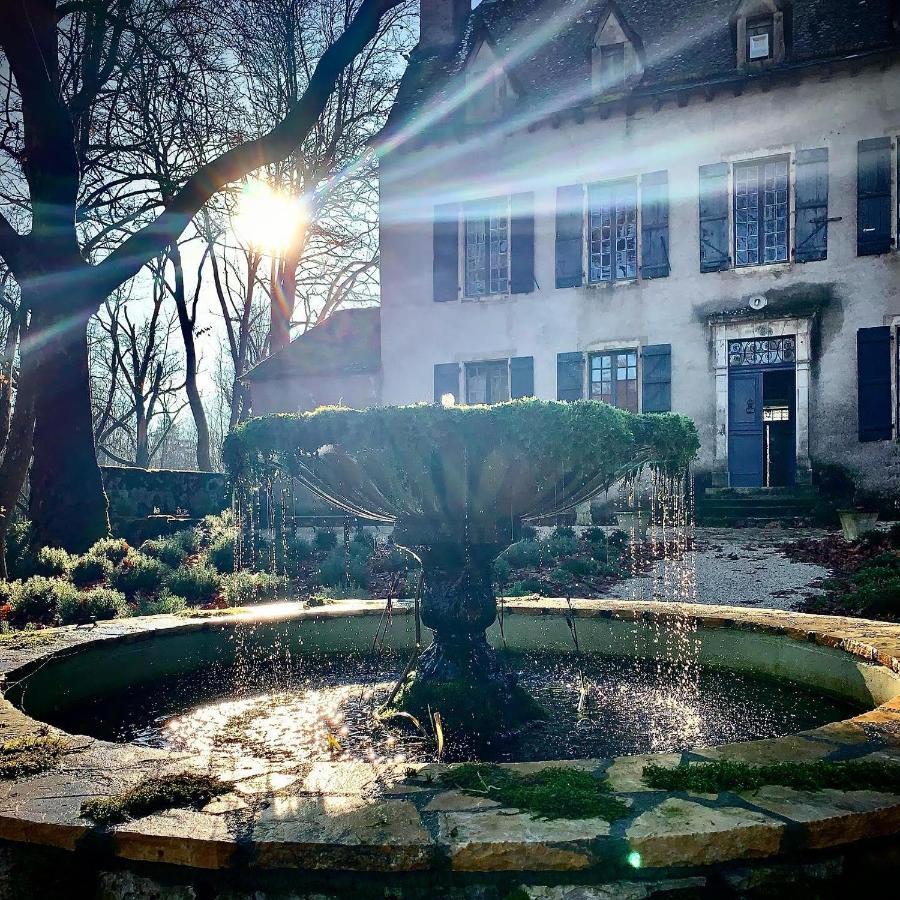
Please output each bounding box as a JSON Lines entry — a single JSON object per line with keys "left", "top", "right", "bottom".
{"left": 1, "top": 599, "right": 900, "bottom": 896}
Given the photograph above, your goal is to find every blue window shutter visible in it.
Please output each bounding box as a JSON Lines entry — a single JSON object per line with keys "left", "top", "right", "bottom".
{"left": 699, "top": 163, "right": 730, "bottom": 272}
{"left": 857, "top": 327, "right": 892, "bottom": 442}
{"left": 433, "top": 363, "right": 460, "bottom": 403}
{"left": 433, "top": 203, "right": 459, "bottom": 301}
{"left": 795, "top": 148, "right": 829, "bottom": 262}
{"left": 857, "top": 138, "right": 892, "bottom": 256}
{"left": 640, "top": 171, "right": 670, "bottom": 279}
{"left": 510, "top": 192, "right": 535, "bottom": 294}
{"left": 555, "top": 185, "right": 583, "bottom": 288}
{"left": 641, "top": 344, "right": 672, "bottom": 413}
{"left": 510, "top": 356, "right": 534, "bottom": 398}
{"left": 556, "top": 352, "right": 584, "bottom": 401}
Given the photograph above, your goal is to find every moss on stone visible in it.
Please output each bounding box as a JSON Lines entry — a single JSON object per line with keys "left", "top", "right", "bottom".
{"left": 0, "top": 733, "right": 66, "bottom": 779}
{"left": 81, "top": 773, "right": 229, "bottom": 826}
{"left": 441, "top": 763, "right": 630, "bottom": 821}
{"left": 642, "top": 759, "right": 900, "bottom": 795}
{"left": 386, "top": 672, "right": 547, "bottom": 738}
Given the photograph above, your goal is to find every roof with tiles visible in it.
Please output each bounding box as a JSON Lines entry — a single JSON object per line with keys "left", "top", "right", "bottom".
{"left": 243, "top": 307, "right": 381, "bottom": 381}
{"left": 383, "top": 0, "right": 900, "bottom": 142}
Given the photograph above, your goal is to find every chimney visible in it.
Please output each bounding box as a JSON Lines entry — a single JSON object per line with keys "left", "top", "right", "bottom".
{"left": 419, "top": 0, "right": 471, "bottom": 50}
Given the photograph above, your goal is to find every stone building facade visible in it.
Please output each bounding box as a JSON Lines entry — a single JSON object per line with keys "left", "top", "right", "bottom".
{"left": 376, "top": 0, "right": 900, "bottom": 495}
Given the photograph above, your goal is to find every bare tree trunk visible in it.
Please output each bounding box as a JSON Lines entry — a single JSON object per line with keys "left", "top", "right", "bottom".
{"left": 230, "top": 253, "right": 260, "bottom": 430}
{"left": 27, "top": 293, "right": 109, "bottom": 552}
{"left": 169, "top": 244, "right": 212, "bottom": 470}
{"left": 0, "top": 315, "right": 33, "bottom": 579}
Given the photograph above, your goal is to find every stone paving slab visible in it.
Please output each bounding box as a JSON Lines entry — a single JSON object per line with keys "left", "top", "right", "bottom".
{"left": 0, "top": 600, "right": 898, "bottom": 876}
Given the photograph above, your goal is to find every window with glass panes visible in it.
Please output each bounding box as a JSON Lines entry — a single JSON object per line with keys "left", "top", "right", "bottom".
{"left": 464, "top": 198, "right": 509, "bottom": 296}
{"left": 734, "top": 157, "right": 789, "bottom": 267}
{"left": 465, "top": 360, "right": 510, "bottom": 405}
{"left": 589, "top": 350, "right": 638, "bottom": 412}
{"left": 588, "top": 180, "right": 637, "bottom": 282}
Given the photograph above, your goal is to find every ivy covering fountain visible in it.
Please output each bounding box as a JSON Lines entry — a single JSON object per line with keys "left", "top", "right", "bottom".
{"left": 224, "top": 399, "right": 699, "bottom": 742}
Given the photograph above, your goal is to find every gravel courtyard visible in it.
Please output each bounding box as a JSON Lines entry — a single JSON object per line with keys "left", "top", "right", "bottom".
{"left": 610, "top": 527, "right": 831, "bottom": 611}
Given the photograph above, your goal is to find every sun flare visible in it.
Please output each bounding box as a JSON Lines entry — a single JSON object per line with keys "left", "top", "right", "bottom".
{"left": 233, "top": 181, "right": 307, "bottom": 255}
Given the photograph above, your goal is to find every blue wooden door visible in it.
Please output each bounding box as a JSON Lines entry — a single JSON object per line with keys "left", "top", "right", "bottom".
{"left": 728, "top": 370, "right": 763, "bottom": 487}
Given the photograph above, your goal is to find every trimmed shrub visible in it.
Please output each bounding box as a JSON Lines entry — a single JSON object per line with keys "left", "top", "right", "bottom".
{"left": 559, "top": 556, "right": 599, "bottom": 578}
{"left": 493, "top": 558, "right": 511, "bottom": 584}
{"left": 313, "top": 528, "right": 338, "bottom": 551}
{"left": 501, "top": 540, "right": 544, "bottom": 568}
{"left": 134, "top": 590, "right": 187, "bottom": 616}
{"left": 59, "top": 587, "right": 128, "bottom": 626}
{"left": 583, "top": 527, "right": 608, "bottom": 547}
{"left": 206, "top": 536, "right": 235, "bottom": 574}
{"left": 111, "top": 554, "right": 170, "bottom": 598}
{"left": 545, "top": 527, "right": 578, "bottom": 559}
{"left": 166, "top": 566, "right": 222, "bottom": 607}
{"left": 139, "top": 538, "right": 187, "bottom": 569}
{"left": 9, "top": 577, "right": 78, "bottom": 628}
{"left": 505, "top": 577, "right": 543, "bottom": 597}
{"left": 519, "top": 524, "right": 539, "bottom": 542}
{"left": 196, "top": 512, "right": 236, "bottom": 549}
{"left": 318, "top": 545, "right": 369, "bottom": 588}
{"left": 89, "top": 538, "right": 130, "bottom": 565}
{"left": 70, "top": 554, "right": 113, "bottom": 588}
{"left": 168, "top": 528, "right": 200, "bottom": 555}
{"left": 33, "top": 547, "right": 73, "bottom": 578}
{"left": 4, "top": 520, "right": 33, "bottom": 580}
{"left": 222, "top": 572, "right": 285, "bottom": 606}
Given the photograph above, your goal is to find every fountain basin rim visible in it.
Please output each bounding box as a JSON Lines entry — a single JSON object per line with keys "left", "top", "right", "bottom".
{"left": 0, "top": 599, "right": 899, "bottom": 875}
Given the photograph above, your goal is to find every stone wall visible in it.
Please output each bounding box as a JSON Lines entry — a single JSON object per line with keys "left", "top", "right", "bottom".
{"left": 101, "top": 466, "right": 229, "bottom": 542}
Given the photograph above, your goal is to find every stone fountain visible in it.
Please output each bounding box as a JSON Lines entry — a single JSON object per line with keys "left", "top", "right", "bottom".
{"left": 225, "top": 399, "right": 699, "bottom": 735}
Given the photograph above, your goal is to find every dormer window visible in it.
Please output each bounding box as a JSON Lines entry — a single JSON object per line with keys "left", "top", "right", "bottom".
{"left": 747, "top": 17, "right": 774, "bottom": 60}
{"left": 591, "top": 5, "right": 643, "bottom": 95}
{"left": 734, "top": 1, "right": 787, "bottom": 66}
{"left": 464, "top": 38, "right": 516, "bottom": 123}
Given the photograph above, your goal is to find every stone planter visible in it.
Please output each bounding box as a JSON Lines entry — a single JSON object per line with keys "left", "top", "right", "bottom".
{"left": 837, "top": 509, "right": 878, "bottom": 542}
{"left": 616, "top": 510, "right": 650, "bottom": 537}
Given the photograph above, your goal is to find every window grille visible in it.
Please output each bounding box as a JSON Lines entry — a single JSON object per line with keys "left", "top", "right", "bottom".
{"left": 734, "top": 158, "right": 788, "bottom": 267}
{"left": 728, "top": 337, "right": 796, "bottom": 367}
{"left": 465, "top": 198, "right": 509, "bottom": 296}
{"left": 588, "top": 180, "right": 637, "bottom": 282}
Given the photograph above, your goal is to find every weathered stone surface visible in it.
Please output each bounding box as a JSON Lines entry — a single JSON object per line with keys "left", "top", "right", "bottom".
{"left": 697, "top": 733, "right": 834, "bottom": 765}
{"left": 437, "top": 809, "right": 609, "bottom": 871}
{"left": 233, "top": 772, "right": 298, "bottom": 796}
{"left": 605, "top": 753, "right": 680, "bottom": 792}
{"left": 424, "top": 790, "right": 501, "bottom": 812}
{"left": 626, "top": 799, "right": 784, "bottom": 867}
{"left": 746, "top": 785, "right": 900, "bottom": 849}
{"left": 114, "top": 808, "right": 235, "bottom": 869}
{"left": 249, "top": 797, "right": 433, "bottom": 870}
